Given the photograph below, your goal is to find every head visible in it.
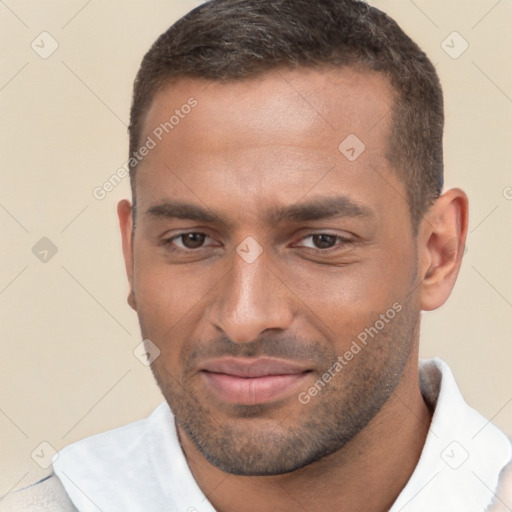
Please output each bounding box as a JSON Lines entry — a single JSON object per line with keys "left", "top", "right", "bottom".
{"left": 118, "top": 0, "right": 468, "bottom": 476}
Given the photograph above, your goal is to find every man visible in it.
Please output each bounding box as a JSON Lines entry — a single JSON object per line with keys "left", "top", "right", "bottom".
{"left": 3, "top": 0, "right": 510, "bottom": 510}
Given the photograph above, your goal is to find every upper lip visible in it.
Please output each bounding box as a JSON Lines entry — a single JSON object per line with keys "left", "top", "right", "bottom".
{"left": 200, "top": 357, "right": 311, "bottom": 378}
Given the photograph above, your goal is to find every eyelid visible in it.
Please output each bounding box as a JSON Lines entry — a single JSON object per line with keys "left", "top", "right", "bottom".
{"left": 163, "top": 230, "right": 353, "bottom": 255}
{"left": 164, "top": 231, "right": 218, "bottom": 250}
{"left": 291, "top": 232, "right": 353, "bottom": 251}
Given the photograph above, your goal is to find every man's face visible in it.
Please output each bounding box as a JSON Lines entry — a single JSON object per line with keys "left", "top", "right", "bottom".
{"left": 125, "top": 67, "right": 422, "bottom": 475}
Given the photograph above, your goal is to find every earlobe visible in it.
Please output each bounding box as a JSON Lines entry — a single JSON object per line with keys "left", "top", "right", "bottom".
{"left": 117, "top": 199, "right": 137, "bottom": 312}
{"left": 418, "top": 188, "right": 469, "bottom": 311}
{"left": 127, "top": 289, "right": 137, "bottom": 311}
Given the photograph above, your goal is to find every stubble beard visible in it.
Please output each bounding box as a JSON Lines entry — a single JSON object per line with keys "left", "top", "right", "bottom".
{"left": 146, "top": 300, "right": 418, "bottom": 476}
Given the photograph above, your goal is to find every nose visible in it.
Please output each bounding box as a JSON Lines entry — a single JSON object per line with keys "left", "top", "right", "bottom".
{"left": 209, "top": 247, "right": 294, "bottom": 344}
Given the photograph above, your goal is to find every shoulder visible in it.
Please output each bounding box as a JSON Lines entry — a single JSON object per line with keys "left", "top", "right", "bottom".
{"left": 0, "top": 471, "right": 77, "bottom": 512}
{"left": 54, "top": 402, "right": 171, "bottom": 471}
{"left": 49, "top": 403, "right": 176, "bottom": 509}
{"left": 486, "top": 453, "right": 512, "bottom": 512}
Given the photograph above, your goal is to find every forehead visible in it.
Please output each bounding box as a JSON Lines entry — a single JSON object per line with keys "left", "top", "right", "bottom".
{"left": 135, "top": 67, "right": 400, "bottom": 223}
{"left": 141, "top": 66, "right": 394, "bottom": 152}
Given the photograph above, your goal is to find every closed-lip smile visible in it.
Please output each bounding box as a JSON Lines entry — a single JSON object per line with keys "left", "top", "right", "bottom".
{"left": 199, "top": 357, "right": 312, "bottom": 405}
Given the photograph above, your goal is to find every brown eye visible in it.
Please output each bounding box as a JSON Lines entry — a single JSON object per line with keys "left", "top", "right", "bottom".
{"left": 162, "top": 231, "right": 222, "bottom": 257}
{"left": 294, "top": 233, "right": 352, "bottom": 253}
{"left": 311, "top": 234, "right": 337, "bottom": 249}
{"left": 178, "top": 232, "right": 207, "bottom": 249}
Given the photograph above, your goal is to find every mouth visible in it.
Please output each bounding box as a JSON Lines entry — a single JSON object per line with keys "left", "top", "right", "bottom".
{"left": 199, "top": 357, "right": 312, "bottom": 406}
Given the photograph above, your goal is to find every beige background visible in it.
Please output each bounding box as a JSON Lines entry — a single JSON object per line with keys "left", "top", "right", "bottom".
{"left": 1, "top": 0, "right": 511, "bottom": 496}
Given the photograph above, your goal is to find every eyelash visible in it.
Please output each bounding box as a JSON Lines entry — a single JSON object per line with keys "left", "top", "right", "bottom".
{"left": 163, "top": 231, "right": 352, "bottom": 255}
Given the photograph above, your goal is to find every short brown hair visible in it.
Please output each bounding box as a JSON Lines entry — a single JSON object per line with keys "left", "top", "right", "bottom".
{"left": 129, "top": 0, "right": 444, "bottom": 230}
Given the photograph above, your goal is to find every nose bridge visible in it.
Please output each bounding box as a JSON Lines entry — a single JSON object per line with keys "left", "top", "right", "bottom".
{"left": 211, "top": 246, "right": 293, "bottom": 343}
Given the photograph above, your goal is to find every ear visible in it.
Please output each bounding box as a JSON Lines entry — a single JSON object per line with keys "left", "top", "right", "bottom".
{"left": 117, "top": 199, "right": 137, "bottom": 311}
{"left": 417, "top": 188, "right": 469, "bottom": 311}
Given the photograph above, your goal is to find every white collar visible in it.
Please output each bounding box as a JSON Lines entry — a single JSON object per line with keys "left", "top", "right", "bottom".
{"left": 53, "top": 358, "right": 511, "bottom": 512}
{"left": 54, "top": 401, "right": 215, "bottom": 512}
{"left": 390, "top": 358, "right": 511, "bottom": 511}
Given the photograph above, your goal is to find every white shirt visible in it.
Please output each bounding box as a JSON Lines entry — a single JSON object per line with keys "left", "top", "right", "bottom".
{"left": 51, "top": 358, "right": 512, "bottom": 512}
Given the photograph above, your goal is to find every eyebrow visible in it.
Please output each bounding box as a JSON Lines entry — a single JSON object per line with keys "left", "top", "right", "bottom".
{"left": 145, "top": 195, "right": 374, "bottom": 227}
{"left": 268, "top": 195, "right": 374, "bottom": 223}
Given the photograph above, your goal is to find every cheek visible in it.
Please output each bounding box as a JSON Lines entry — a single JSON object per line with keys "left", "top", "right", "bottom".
{"left": 132, "top": 251, "right": 220, "bottom": 346}
{"left": 280, "top": 258, "right": 406, "bottom": 310}
{"left": 134, "top": 274, "right": 199, "bottom": 375}
{"left": 278, "top": 251, "right": 415, "bottom": 343}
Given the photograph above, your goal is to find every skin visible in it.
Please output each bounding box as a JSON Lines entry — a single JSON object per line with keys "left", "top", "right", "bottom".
{"left": 118, "top": 67, "right": 468, "bottom": 512}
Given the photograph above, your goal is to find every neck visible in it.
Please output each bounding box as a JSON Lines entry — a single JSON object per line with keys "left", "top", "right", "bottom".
{"left": 178, "top": 355, "right": 432, "bottom": 512}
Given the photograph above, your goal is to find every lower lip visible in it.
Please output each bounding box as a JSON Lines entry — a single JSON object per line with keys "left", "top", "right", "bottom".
{"left": 202, "top": 371, "right": 309, "bottom": 405}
